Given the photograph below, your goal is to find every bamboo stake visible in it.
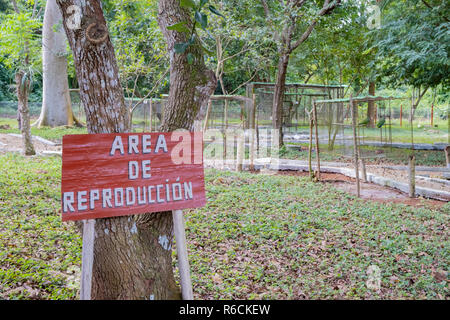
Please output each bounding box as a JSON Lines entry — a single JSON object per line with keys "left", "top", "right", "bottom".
{"left": 445, "top": 145, "right": 450, "bottom": 169}
{"left": 149, "top": 98, "right": 153, "bottom": 132}
{"left": 350, "top": 96, "right": 360, "bottom": 197}
{"left": 223, "top": 100, "right": 228, "bottom": 157}
{"left": 308, "top": 115, "right": 313, "bottom": 180}
{"left": 313, "top": 101, "right": 321, "bottom": 180}
{"left": 400, "top": 104, "right": 402, "bottom": 127}
{"left": 236, "top": 132, "right": 244, "bottom": 172}
{"left": 431, "top": 104, "right": 434, "bottom": 127}
{"left": 408, "top": 155, "right": 416, "bottom": 198}
{"left": 249, "top": 94, "right": 256, "bottom": 171}
{"left": 203, "top": 100, "right": 212, "bottom": 132}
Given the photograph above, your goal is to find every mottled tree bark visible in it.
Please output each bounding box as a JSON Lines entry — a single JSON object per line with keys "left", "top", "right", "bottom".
{"left": 57, "top": 0, "right": 179, "bottom": 300}
{"left": 157, "top": 0, "right": 216, "bottom": 131}
{"left": 37, "top": 0, "right": 81, "bottom": 128}
{"left": 15, "top": 71, "right": 35, "bottom": 156}
{"left": 272, "top": 53, "right": 289, "bottom": 147}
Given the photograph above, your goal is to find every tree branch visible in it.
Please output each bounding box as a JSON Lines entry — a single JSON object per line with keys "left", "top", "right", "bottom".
{"left": 421, "top": 0, "right": 449, "bottom": 22}
{"left": 10, "top": 0, "right": 20, "bottom": 13}
{"left": 131, "top": 67, "right": 170, "bottom": 112}
{"left": 289, "top": 0, "right": 340, "bottom": 53}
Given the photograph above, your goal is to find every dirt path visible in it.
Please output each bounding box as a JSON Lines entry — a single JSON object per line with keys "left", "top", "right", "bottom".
{"left": 276, "top": 171, "right": 447, "bottom": 209}
{"left": 0, "top": 133, "right": 61, "bottom": 154}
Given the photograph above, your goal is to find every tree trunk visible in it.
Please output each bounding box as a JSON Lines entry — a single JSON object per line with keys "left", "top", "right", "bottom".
{"left": 37, "top": 0, "right": 80, "bottom": 128}
{"left": 157, "top": 0, "right": 216, "bottom": 131}
{"left": 367, "top": 81, "right": 376, "bottom": 128}
{"left": 16, "top": 71, "right": 35, "bottom": 156}
{"left": 272, "top": 53, "right": 289, "bottom": 147}
{"left": 57, "top": 0, "right": 179, "bottom": 300}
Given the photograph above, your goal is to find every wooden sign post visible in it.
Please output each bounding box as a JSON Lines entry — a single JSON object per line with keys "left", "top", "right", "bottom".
{"left": 62, "top": 132, "right": 206, "bottom": 300}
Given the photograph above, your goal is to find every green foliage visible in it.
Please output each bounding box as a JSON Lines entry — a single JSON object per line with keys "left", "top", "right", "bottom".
{"left": 1, "top": 155, "right": 447, "bottom": 299}
{"left": 186, "top": 169, "right": 449, "bottom": 299}
{"left": 172, "top": 0, "right": 225, "bottom": 55}
{"left": 0, "top": 61, "right": 14, "bottom": 100}
{"left": 103, "top": 0, "right": 169, "bottom": 98}
{"left": 0, "top": 153, "right": 81, "bottom": 300}
{"left": 373, "top": 0, "right": 449, "bottom": 90}
{"left": 0, "top": 11, "right": 42, "bottom": 71}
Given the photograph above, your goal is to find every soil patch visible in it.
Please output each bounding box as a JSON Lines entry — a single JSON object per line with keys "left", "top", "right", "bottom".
{"left": 276, "top": 170, "right": 447, "bottom": 209}
{"left": 0, "top": 133, "right": 61, "bottom": 154}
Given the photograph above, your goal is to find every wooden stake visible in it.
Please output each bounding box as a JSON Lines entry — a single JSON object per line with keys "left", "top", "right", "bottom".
{"left": 313, "top": 101, "right": 321, "bottom": 180}
{"left": 149, "top": 98, "right": 153, "bottom": 132}
{"left": 308, "top": 116, "right": 313, "bottom": 180}
{"left": 400, "top": 104, "right": 402, "bottom": 127}
{"left": 172, "top": 209, "right": 194, "bottom": 300}
{"left": 350, "top": 97, "right": 360, "bottom": 197}
{"left": 236, "top": 132, "right": 244, "bottom": 172}
{"left": 250, "top": 94, "right": 256, "bottom": 170}
{"left": 80, "top": 219, "right": 95, "bottom": 300}
{"left": 444, "top": 145, "right": 450, "bottom": 169}
{"left": 203, "top": 100, "right": 212, "bottom": 132}
{"left": 408, "top": 155, "right": 416, "bottom": 198}
{"left": 360, "top": 158, "right": 367, "bottom": 183}
{"left": 224, "top": 100, "right": 228, "bottom": 157}
{"left": 431, "top": 104, "right": 434, "bottom": 127}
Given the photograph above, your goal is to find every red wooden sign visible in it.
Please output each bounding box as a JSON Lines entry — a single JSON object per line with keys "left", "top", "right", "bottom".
{"left": 61, "top": 132, "right": 205, "bottom": 221}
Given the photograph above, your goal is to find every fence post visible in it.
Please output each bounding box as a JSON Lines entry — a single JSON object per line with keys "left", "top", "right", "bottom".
{"left": 408, "top": 155, "right": 416, "bottom": 198}
{"left": 350, "top": 96, "right": 360, "bottom": 198}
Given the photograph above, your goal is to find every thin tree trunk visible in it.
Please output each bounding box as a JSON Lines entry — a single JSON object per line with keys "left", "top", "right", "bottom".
{"left": 57, "top": 0, "right": 179, "bottom": 300}
{"left": 15, "top": 71, "right": 35, "bottom": 156}
{"left": 158, "top": 0, "right": 216, "bottom": 131}
{"left": 367, "top": 81, "right": 376, "bottom": 128}
{"left": 272, "top": 53, "right": 289, "bottom": 147}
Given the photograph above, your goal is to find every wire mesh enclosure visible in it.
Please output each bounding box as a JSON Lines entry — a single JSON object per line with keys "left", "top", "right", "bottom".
{"left": 313, "top": 95, "right": 417, "bottom": 165}
{"left": 247, "top": 82, "right": 346, "bottom": 133}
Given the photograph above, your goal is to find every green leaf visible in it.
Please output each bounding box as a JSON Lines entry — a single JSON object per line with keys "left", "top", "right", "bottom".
{"left": 174, "top": 42, "right": 190, "bottom": 54}
{"left": 195, "top": 11, "right": 208, "bottom": 29}
{"left": 208, "top": 5, "right": 225, "bottom": 18}
{"left": 187, "top": 53, "right": 194, "bottom": 65}
{"left": 167, "top": 21, "right": 190, "bottom": 33}
{"left": 180, "top": 0, "right": 196, "bottom": 9}
{"left": 199, "top": 0, "right": 208, "bottom": 8}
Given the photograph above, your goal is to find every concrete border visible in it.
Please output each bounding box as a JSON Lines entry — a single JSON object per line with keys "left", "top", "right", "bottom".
{"left": 7, "top": 133, "right": 61, "bottom": 146}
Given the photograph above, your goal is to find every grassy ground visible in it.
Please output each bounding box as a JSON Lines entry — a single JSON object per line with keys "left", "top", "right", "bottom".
{"left": 0, "top": 153, "right": 448, "bottom": 299}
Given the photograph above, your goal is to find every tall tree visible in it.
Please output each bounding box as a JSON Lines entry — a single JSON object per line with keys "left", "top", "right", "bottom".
{"left": 373, "top": 0, "right": 449, "bottom": 119}
{"left": 56, "top": 0, "right": 215, "bottom": 299}
{"left": 260, "top": 0, "right": 341, "bottom": 145}
{"left": 36, "top": 0, "right": 81, "bottom": 128}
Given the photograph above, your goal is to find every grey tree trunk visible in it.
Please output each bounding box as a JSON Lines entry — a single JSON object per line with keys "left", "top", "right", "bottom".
{"left": 272, "top": 53, "right": 289, "bottom": 147}
{"left": 56, "top": 0, "right": 179, "bottom": 299}
{"left": 157, "top": 0, "right": 216, "bottom": 131}
{"left": 16, "top": 71, "right": 35, "bottom": 156}
{"left": 37, "top": 0, "right": 80, "bottom": 128}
